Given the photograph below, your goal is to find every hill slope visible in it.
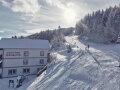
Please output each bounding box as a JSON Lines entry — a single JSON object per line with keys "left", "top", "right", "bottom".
{"left": 18, "top": 34, "right": 120, "bottom": 90}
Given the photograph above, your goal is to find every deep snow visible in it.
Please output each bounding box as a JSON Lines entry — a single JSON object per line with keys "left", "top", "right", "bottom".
{"left": 0, "top": 35, "right": 120, "bottom": 90}
{"left": 26, "top": 35, "right": 120, "bottom": 90}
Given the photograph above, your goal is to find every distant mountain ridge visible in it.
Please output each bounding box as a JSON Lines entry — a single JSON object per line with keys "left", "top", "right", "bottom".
{"left": 75, "top": 5, "right": 120, "bottom": 43}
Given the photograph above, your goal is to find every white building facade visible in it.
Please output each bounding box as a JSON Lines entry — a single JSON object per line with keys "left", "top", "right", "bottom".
{"left": 0, "top": 38, "right": 50, "bottom": 78}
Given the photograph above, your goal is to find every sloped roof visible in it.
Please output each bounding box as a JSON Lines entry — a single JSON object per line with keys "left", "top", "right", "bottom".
{"left": 0, "top": 38, "right": 50, "bottom": 49}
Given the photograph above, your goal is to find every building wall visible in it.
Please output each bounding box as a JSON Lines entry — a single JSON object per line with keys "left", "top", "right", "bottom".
{"left": 0, "top": 69, "right": 2, "bottom": 74}
{"left": 3, "top": 58, "right": 48, "bottom": 67}
{"left": 3, "top": 48, "right": 48, "bottom": 58}
{"left": 0, "top": 50, "right": 3, "bottom": 55}
{"left": 2, "top": 65, "right": 45, "bottom": 78}
{"left": 2, "top": 48, "right": 49, "bottom": 78}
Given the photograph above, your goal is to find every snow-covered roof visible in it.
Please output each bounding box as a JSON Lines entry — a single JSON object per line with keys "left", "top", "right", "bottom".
{"left": 0, "top": 38, "right": 50, "bottom": 49}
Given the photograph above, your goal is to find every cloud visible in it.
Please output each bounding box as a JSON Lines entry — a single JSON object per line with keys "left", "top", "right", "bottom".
{"left": 45, "top": 0, "right": 66, "bottom": 9}
{"left": 0, "top": 0, "right": 41, "bottom": 28}
{"left": 71, "top": 0, "right": 120, "bottom": 10}
{"left": 25, "top": 29, "right": 41, "bottom": 34}
{"left": 0, "top": 28, "right": 28, "bottom": 38}
{"left": 1, "top": 0, "right": 41, "bottom": 16}
{"left": 0, "top": 0, "right": 10, "bottom": 7}
{"left": 0, "top": 30, "right": 4, "bottom": 33}
{"left": 12, "top": 0, "right": 41, "bottom": 16}
{"left": 45, "top": 0, "right": 92, "bottom": 25}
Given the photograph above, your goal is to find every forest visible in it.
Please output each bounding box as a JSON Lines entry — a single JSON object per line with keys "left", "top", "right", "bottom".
{"left": 75, "top": 5, "right": 120, "bottom": 43}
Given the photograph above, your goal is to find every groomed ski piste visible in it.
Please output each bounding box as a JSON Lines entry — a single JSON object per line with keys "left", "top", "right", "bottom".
{"left": 1, "top": 34, "right": 120, "bottom": 90}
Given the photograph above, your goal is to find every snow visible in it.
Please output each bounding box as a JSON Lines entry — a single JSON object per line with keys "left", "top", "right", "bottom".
{"left": 0, "top": 75, "right": 36, "bottom": 90}
{"left": 0, "top": 34, "right": 120, "bottom": 90}
{"left": 0, "top": 38, "right": 50, "bottom": 49}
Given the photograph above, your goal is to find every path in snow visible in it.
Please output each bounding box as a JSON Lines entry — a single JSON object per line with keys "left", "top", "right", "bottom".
{"left": 18, "top": 35, "right": 120, "bottom": 90}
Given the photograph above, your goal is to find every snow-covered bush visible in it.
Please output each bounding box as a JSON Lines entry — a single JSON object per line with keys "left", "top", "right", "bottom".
{"left": 50, "top": 34, "right": 65, "bottom": 50}
{"left": 49, "top": 54, "right": 57, "bottom": 64}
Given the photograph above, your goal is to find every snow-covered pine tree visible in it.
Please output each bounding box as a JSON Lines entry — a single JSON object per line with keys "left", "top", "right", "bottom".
{"left": 75, "top": 5, "right": 120, "bottom": 43}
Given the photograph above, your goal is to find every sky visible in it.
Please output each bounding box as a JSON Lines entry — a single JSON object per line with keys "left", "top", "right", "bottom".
{"left": 0, "top": 0, "right": 119, "bottom": 38}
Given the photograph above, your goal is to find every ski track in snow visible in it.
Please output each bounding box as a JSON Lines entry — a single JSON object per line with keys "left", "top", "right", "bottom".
{"left": 17, "top": 35, "right": 120, "bottom": 90}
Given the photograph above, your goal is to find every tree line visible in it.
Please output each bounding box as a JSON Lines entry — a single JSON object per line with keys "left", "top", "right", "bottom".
{"left": 12, "top": 26, "right": 74, "bottom": 49}
{"left": 75, "top": 5, "right": 120, "bottom": 43}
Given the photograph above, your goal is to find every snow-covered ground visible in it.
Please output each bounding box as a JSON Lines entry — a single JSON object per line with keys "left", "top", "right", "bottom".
{"left": 0, "top": 75, "right": 36, "bottom": 90}
{"left": 0, "top": 35, "right": 120, "bottom": 90}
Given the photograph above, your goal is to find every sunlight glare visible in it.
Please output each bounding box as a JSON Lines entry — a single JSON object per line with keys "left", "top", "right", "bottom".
{"left": 63, "top": 8, "right": 77, "bottom": 24}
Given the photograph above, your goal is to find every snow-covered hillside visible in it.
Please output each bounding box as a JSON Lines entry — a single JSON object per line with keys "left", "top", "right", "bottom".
{"left": 75, "top": 5, "right": 120, "bottom": 43}
{"left": 17, "top": 35, "right": 120, "bottom": 90}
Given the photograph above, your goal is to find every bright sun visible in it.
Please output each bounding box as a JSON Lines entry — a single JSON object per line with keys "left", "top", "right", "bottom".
{"left": 63, "top": 8, "right": 77, "bottom": 24}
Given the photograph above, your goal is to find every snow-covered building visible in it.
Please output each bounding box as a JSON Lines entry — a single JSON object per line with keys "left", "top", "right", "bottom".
{"left": 0, "top": 38, "right": 50, "bottom": 78}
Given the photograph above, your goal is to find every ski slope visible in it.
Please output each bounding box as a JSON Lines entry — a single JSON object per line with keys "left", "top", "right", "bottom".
{"left": 18, "top": 35, "right": 120, "bottom": 90}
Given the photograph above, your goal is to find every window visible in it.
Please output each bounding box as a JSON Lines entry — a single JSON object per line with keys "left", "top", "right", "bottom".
{"left": 23, "top": 68, "right": 30, "bottom": 74}
{"left": 0, "top": 55, "right": 2, "bottom": 59}
{"left": 40, "top": 59, "right": 44, "bottom": 64}
{"left": 37, "top": 67, "right": 44, "bottom": 72}
{"left": 24, "top": 51, "right": 29, "bottom": 56}
{"left": 37, "top": 68, "right": 40, "bottom": 72}
{"left": 14, "top": 52, "right": 20, "bottom": 56}
{"left": 41, "top": 67, "right": 43, "bottom": 70}
{"left": 40, "top": 51, "right": 44, "bottom": 56}
{"left": 23, "top": 58, "right": 28, "bottom": 65}
{"left": 8, "top": 69, "right": 17, "bottom": 75}
{"left": 6, "top": 52, "right": 20, "bottom": 56}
